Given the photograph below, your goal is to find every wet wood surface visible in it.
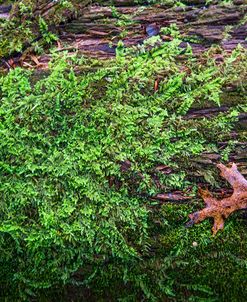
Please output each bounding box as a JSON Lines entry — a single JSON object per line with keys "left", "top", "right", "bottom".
{"left": 58, "top": 2, "right": 247, "bottom": 57}
{"left": 0, "top": 2, "right": 246, "bottom": 60}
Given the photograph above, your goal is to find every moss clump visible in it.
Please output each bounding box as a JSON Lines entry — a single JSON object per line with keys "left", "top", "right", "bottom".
{"left": 0, "top": 32, "right": 246, "bottom": 300}
{"left": 81, "top": 203, "right": 246, "bottom": 302}
{"left": 157, "top": 202, "right": 247, "bottom": 301}
{"left": 0, "top": 1, "right": 88, "bottom": 58}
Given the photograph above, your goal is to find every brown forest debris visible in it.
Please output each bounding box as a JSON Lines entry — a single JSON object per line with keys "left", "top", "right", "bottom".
{"left": 153, "top": 191, "right": 192, "bottom": 202}
{"left": 187, "top": 163, "right": 247, "bottom": 235}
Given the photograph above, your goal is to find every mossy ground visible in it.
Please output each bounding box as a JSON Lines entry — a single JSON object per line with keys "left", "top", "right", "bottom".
{"left": 0, "top": 2, "right": 246, "bottom": 301}
{"left": 35, "top": 202, "right": 247, "bottom": 302}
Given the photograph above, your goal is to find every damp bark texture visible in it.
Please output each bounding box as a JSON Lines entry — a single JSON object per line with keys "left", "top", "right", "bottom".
{"left": 58, "top": 1, "right": 247, "bottom": 58}
{"left": 0, "top": 1, "right": 247, "bottom": 60}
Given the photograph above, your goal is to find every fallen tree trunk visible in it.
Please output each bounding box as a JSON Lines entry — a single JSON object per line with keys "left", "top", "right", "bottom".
{"left": 0, "top": 1, "right": 246, "bottom": 202}
{"left": 57, "top": 2, "right": 247, "bottom": 58}
{"left": 0, "top": 1, "right": 247, "bottom": 63}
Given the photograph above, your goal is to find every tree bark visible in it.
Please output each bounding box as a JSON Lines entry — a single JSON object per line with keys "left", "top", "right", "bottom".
{"left": 1, "top": 2, "right": 246, "bottom": 59}
{"left": 57, "top": 2, "right": 247, "bottom": 58}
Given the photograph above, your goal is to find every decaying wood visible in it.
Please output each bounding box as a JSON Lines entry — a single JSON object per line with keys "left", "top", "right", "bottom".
{"left": 0, "top": 1, "right": 246, "bottom": 205}
{"left": 186, "top": 163, "right": 247, "bottom": 235}
{"left": 186, "top": 108, "right": 247, "bottom": 121}
{"left": 0, "top": 4, "right": 11, "bottom": 18}
{"left": 153, "top": 191, "right": 192, "bottom": 202}
{"left": 1, "top": 2, "right": 246, "bottom": 65}
{"left": 57, "top": 3, "right": 247, "bottom": 58}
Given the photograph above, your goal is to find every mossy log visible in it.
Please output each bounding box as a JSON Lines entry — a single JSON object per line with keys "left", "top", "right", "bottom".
{"left": 0, "top": 1, "right": 247, "bottom": 60}
{"left": 58, "top": 2, "right": 247, "bottom": 202}
{"left": 57, "top": 2, "right": 247, "bottom": 58}
{"left": 0, "top": 0, "right": 246, "bottom": 201}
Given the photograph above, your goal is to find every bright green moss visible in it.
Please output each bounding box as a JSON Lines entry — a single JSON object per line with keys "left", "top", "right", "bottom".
{"left": 0, "top": 32, "right": 246, "bottom": 300}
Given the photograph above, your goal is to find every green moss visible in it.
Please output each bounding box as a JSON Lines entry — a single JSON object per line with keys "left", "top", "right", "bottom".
{"left": 156, "top": 202, "right": 247, "bottom": 301}
{"left": 0, "top": 29, "right": 246, "bottom": 301}
{"left": 80, "top": 203, "right": 246, "bottom": 301}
